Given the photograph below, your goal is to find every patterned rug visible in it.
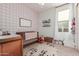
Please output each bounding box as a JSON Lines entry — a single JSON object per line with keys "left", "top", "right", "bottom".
{"left": 23, "top": 42, "right": 79, "bottom": 56}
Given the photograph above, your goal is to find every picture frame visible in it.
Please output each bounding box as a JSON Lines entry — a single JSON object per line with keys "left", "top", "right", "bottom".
{"left": 19, "top": 18, "right": 32, "bottom": 27}
{"left": 42, "top": 19, "right": 51, "bottom": 27}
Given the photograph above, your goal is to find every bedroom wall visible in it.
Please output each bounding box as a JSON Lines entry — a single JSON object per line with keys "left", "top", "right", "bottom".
{"left": 0, "top": 3, "right": 38, "bottom": 33}
{"left": 38, "top": 4, "right": 75, "bottom": 48}
{"left": 75, "top": 4, "right": 79, "bottom": 50}
{"left": 78, "top": 5, "right": 79, "bottom": 51}
{"left": 38, "top": 7, "right": 56, "bottom": 37}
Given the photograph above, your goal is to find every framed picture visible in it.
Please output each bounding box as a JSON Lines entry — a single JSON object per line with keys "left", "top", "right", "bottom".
{"left": 19, "top": 18, "right": 32, "bottom": 27}
{"left": 42, "top": 19, "right": 51, "bottom": 27}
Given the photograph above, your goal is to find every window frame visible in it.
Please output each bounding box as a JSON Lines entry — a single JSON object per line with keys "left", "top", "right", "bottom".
{"left": 57, "top": 9, "right": 70, "bottom": 32}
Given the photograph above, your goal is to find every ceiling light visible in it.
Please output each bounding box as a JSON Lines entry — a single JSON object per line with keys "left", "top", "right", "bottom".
{"left": 38, "top": 3, "right": 45, "bottom": 6}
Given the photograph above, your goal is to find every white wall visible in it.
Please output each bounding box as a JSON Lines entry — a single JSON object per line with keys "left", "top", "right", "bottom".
{"left": 38, "top": 4, "right": 75, "bottom": 48}
{"left": 73, "top": 4, "right": 78, "bottom": 50}
{"left": 78, "top": 6, "right": 79, "bottom": 51}
{"left": 55, "top": 4, "right": 75, "bottom": 48}
{"left": 0, "top": 3, "right": 38, "bottom": 33}
{"left": 76, "top": 4, "right": 79, "bottom": 50}
{"left": 38, "top": 8, "right": 56, "bottom": 37}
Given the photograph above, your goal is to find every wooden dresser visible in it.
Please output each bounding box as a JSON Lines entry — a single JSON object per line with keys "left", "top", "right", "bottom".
{"left": 0, "top": 35, "right": 23, "bottom": 56}
{"left": 0, "top": 45, "right": 1, "bottom": 56}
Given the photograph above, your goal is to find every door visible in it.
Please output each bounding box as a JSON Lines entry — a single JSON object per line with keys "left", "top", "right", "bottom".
{"left": 55, "top": 4, "right": 75, "bottom": 48}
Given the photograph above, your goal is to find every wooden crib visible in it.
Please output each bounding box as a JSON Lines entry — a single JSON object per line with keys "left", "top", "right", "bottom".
{"left": 16, "top": 31, "right": 39, "bottom": 45}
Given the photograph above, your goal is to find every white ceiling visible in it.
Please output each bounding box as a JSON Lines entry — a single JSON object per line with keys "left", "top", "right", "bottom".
{"left": 25, "top": 3, "right": 65, "bottom": 13}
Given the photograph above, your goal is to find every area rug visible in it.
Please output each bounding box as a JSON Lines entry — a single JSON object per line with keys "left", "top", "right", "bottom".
{"left": 23, "top": 42, "right": 79, "bottom": 56}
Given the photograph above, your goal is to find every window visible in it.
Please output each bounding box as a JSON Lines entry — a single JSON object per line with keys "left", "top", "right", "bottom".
{"left": 58, "top": 9, "right": 69, "bottom": 32}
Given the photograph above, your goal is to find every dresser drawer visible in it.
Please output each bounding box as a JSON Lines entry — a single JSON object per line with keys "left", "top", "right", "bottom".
{"left": 0, "top": 45, "right": 1, "bottom": 56}
{"left": 2, "top": 40, "right": 22, "bottom": 56}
